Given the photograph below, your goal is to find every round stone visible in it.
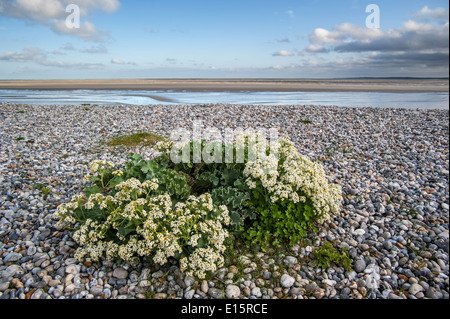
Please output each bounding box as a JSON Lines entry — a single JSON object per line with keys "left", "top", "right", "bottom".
{"left": 354, "top": 259, "right": 366, "bottom": 273}
{"left": 226, "top": 285, "right": 241, "bottom": 299}
{"left": 280, "top": 274, "right": 295, "bottom": 288}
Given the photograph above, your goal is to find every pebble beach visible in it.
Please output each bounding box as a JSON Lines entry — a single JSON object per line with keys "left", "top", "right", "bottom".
{"left": 0, "top": 102, "right": 448, "bottom": 300}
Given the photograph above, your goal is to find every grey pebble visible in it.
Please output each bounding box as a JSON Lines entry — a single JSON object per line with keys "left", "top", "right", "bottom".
{"left": 4, "top": 252, "right": 22, "bottom": 263}
{"left": 354, "top": 259, "right": 366, "bottom": 273}
{"left": 208, "top": 288, "right": 225, "bottom": 299}
{"left": 184, "top": 289, "right": 195, "bottom": 299}
{"left": 226, "top": 285, "right": 241, "bottom": 299}
{"left": 113, "top": 268, "right": 128, "bottom": 279}
{"left": 280, "top": 274, "right": 295, "bottom": 288}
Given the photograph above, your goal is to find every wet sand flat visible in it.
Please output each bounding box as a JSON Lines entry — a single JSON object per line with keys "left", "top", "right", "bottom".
{"left": 0, "top": 78, "right": 448, "bottom": 93}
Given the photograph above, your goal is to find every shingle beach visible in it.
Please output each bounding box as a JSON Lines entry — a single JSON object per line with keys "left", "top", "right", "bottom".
{"left": 0, "top": 102, "right": 448, "bottom": 299}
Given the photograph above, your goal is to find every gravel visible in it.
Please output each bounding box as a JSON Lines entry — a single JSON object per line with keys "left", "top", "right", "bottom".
{"left": 0, "top": 102, "right": 448, "bottom": 299}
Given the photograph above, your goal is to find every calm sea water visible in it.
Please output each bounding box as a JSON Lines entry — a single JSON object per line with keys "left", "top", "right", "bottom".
{"left": 0, "top": 89, "right": 448, "bottom": 109}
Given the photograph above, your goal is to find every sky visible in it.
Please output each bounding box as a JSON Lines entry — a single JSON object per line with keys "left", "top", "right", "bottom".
{"left": 0, "top": 0, "right": 448, "bottom": 79}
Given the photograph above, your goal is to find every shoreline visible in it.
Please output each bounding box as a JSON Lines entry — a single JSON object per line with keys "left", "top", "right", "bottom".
{"left": 0, "top": 78, "right": 448, "bottom": 93}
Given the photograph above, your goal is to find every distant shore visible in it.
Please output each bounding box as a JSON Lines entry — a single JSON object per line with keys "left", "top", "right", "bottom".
{"left": 0, "top": 78, "right": 448, "bottom": 93}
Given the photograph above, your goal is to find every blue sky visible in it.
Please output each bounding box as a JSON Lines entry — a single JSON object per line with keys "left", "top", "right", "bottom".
{"left": 0, "top": 0, "right": 448, "bottom": 79}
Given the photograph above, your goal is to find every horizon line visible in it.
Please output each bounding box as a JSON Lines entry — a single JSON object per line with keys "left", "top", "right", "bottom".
{"left": 1, "top": 76, "right": 449, "bottom": 81}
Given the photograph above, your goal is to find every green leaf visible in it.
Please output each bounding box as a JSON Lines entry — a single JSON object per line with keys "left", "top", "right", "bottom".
{"left": 108, "top": 176, "right": 124, "bottom": 188}
{"left": 128, "top": 153, "right": 143, "bottom": 163}
{"left": 230, "top": 211, "right": 243, "bottom": 230}
{"left": 196, "top": 170, "right": 220, "bottom": 186}
{"left": 140, "top": 160, "right": 160, "bottom": 176}
{"left": 173, "top": 250, "right": 181, "bottom": 260}
{"left": 156, "top": 168, "right": 190, "bottom": 199}
{"left": 222, "top": 167, "right": 240, "bottom": 185}
{"left": 84, "top": 186, "right": 100, "bottom": 197}
{"left": 86, "top": 209, "right": 103, "bottom": 221}
{"left": 233, "top": 178, "right": 247, "bottom": 191}
{"left": 118, "top": 221, "right": 136, "bottom": 237}
{"left": 197, "top": 237, "right": 207, "bottom": 248}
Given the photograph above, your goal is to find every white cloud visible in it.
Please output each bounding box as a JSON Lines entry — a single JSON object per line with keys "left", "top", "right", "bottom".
{"left": 0, "top": 46, "right": 104, "bottom": 69}
{"left": 111, "top": 58, "right": 136, "bottom": 65}
{"left": 81, "top": 44, "right": 108, "bottom": 53}
{"left": 302, "top": 9, "right": 448, "bottom": 54}
{"left": 301, "top": 44, "right": 328, "bottom": 55}
{"left": 61, "top": 42, "right": 76, "bottom": 51}
{"left": 309, "top": 23, "right": 384, "bottom": 45}
{"left": 415, "top": 5, "right": 449, "bottom": 21}
{"left": 0, "top": 0, "right": 120, "bottom": 19}
{"left": 286, "top": 10, "right": 294, "bottom": 19}
{"left": 39, "top": 59, "right": 104, "bottom": 69}
{"left": 334, "top": 22, "right": 448, "bottom": 52}
{"left": 272, "top": 50, "right": 294, "bottom": 56}
{"left": 309, "top": 28, "right": 341, "bottom": 44}
{"left": 5, "top": 0, "right": 66, "bottom": 22}
{"left": 51, "top": 19, "right": 109, "bottom": 42}
{"left": 0, "top": 46, "right": 46, "bottom": 62}
{"left": 74, "top": 0, "right": 120, "bottom": 14}
{"left": 111, "top": 58, "right": 123, "bottom": 64}
{"left": 275, "top": 37, "right": 290, "bottom": 43}
{"left": 295, "top": 6, "right": 449, "bottom": 77}
{"left": 0, "top": 0, "right": 120, "bottom": 41}
{"left": 402, "top": 20, "right": 435, "bottom": 32}
{"left": 269, "top": 52, "right": 447, "bottom": 77}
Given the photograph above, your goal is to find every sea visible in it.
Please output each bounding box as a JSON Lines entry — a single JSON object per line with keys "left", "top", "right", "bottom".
{"left": 0, "top": 89, "right": 448, "bottom": 110}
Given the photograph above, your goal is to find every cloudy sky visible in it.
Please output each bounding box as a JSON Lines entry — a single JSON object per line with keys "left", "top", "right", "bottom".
{"left": 0, "top": 0, "right": 448, "bottom": 79}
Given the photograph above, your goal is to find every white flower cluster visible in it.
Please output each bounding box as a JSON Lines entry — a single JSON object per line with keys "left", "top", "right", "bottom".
{"left": 89, "top": 159, "right": 114, "bottom": 173}
{"left": 54, "top": 193, "right": 86, "bottom": 226}
{"left": 112, "top": 169, "right": 124, "bottom": 176}
{"left": 85, "top": 160, "right": 115, "bottom": 181}
{"left": 155, "top": 140, "right": 174, "bottom": 154}
{"left": 55, "top": 167, "right": 230, "bottom": 278}
{"left": 113, "top": 177, "right": 158, "bottom": 203}
{"left": 243, "top": 135, "right": 342, "bottom": 223}
{"left": 180, "top": 247, "right": 225, "bottom": 279}
{"left": 167, "top": 194, "right": 230, "bottom": 279}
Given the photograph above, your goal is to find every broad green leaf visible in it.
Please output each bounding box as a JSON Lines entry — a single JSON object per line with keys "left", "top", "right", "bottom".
{"left": 118, "top": 221, "right": 136, "bottom": 237}
{"left": 108, "top": 176, "right": 124, "bottom": 188}
{"left": 86, "top": 209, "right": 104, "bottom": 221}
{"left": 84, "top": 186, "right": 100, "bottom": 197}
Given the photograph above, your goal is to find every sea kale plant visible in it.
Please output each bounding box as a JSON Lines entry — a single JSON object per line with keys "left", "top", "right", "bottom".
{"left": 153, "top": 138, "right": 256, "bottom": 231}
{"left": 55, "top": 158, "right": 230, "bottom": 279}
{"left": 155, "top": 133, "right": 342, "bottom": 249}
{"left": 55, "top": 131, "right": 343, "bottom": 278}
{"left": 243, "top": 136, "right": 343, "bottom": 249}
